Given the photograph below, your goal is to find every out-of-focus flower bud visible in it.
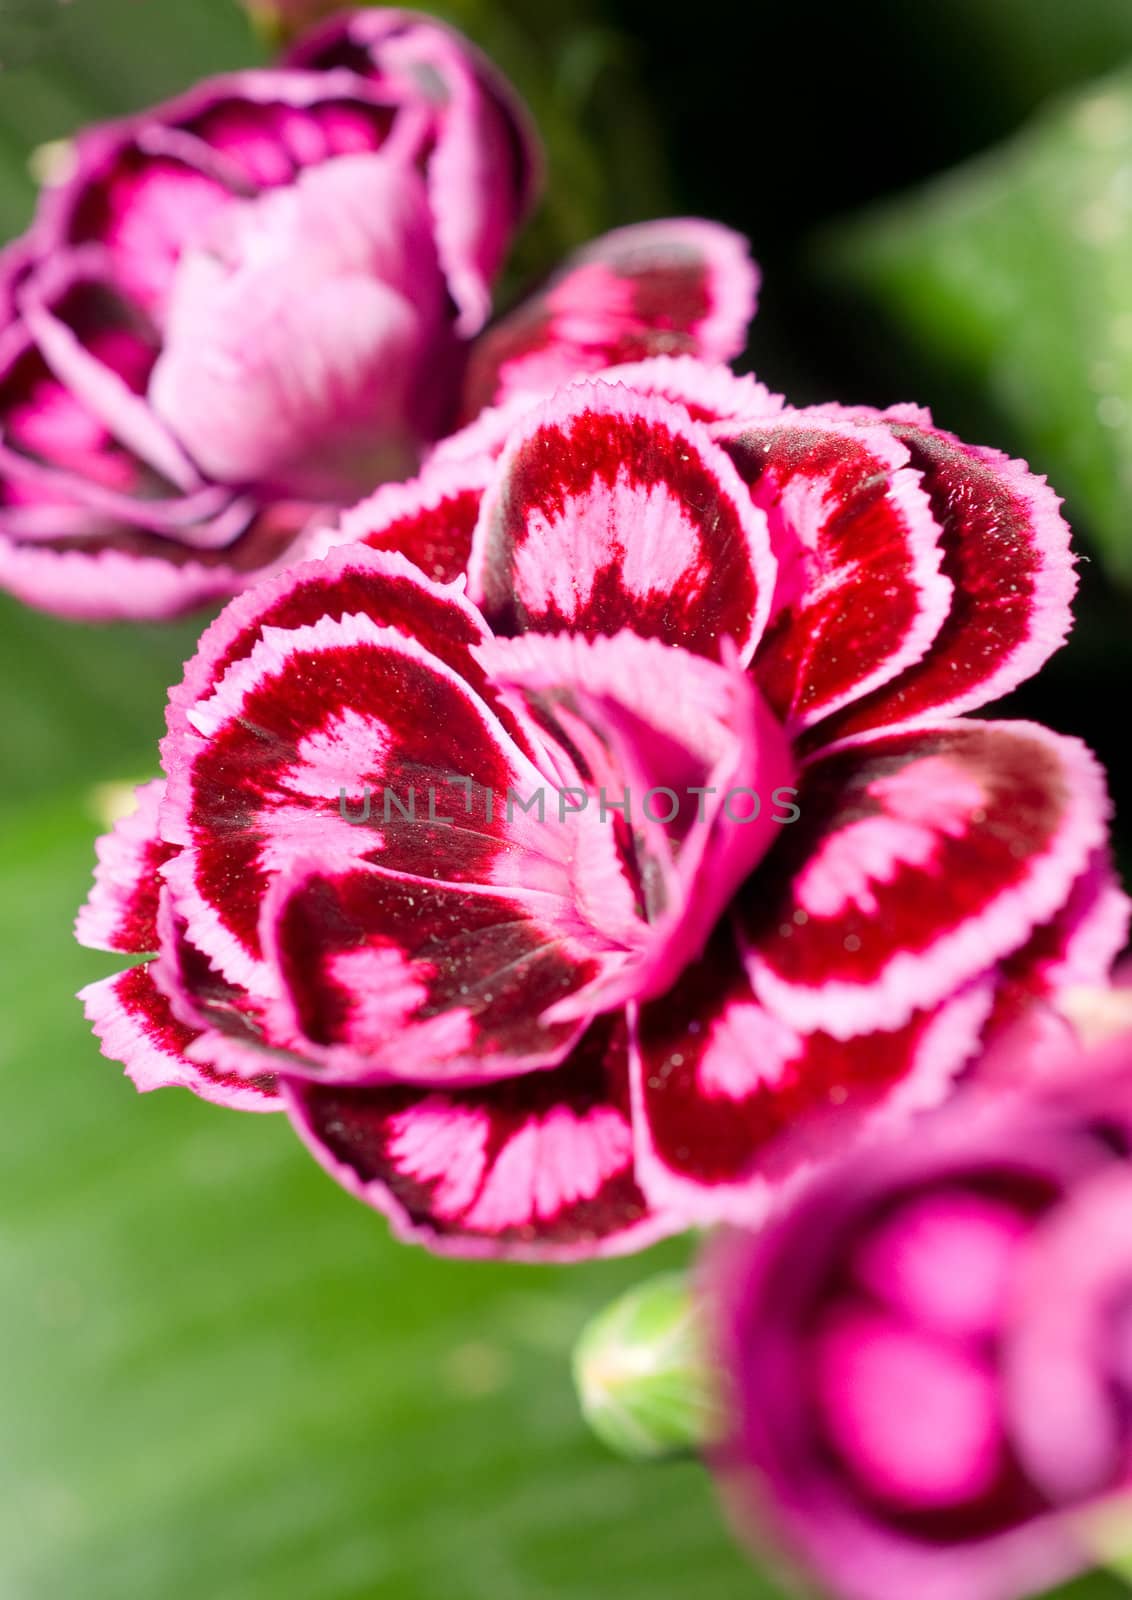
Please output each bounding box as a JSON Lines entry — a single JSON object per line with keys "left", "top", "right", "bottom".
{"left": 572, "top": 1272, "right": 724, "bottom": 1463}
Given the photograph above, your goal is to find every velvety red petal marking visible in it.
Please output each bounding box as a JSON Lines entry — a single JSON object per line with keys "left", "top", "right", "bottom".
{"left": 813, "top": 416, "right": 1076, "bottom": 742}
{"left": 724, "top": 415, "right": 951, "bottom": 733}
{"left": 629, "top": 927, "right": 990, "bottom": 1224}
{"left": 150, "top": 890, "right": 271, "bottom": 1046}
{"left": 164, "top": 609, "right": 555, "bottom": 985}
{"left": 283, "top": 1013, "right": 674, "bottom": 1258}
{"left": 165, "top": 545, "right": 522, "bottom": 747}
{"left": 265, "top": 863, "right": 604, "bottom": 1081}
{"left": 460, "top": 219, "right": 756, "bottom": 416}
{"left": 79, "top": 963, "right": 279, "bottom": 1112}
{"left": 739, "top": 720, "right": 1109, "bottom": 1038}
{"left": 470, "top": 383, "right": 774, "bottom": 663}
{"left": 312, "top": 456, "right": 489, "bottom": 583}
{"left": 75, "top": 780, "right": 174, "bottom": 955}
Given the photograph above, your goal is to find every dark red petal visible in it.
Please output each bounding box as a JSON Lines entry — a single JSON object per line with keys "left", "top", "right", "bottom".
{"left": 79, "top": 962, "right": 280, "bottom": 1112}
{"left": 75, "top": 780, "right": 174, "bottom": 955}
{"left": 264, "top": 862, "right": 603, "bottom": 1081}
{"left": 284, "top": 1013, "right": 672, "bottom": 1259}
{"left": 724, "top": 413, "right": 951, "bottom": 732}
{"left": 630, "top": 928, "right": 990, "bottom": 1223}
{"left": 812, "top": 412, "right": 1076, "bottom": 741}
{"left": 469, "top": 382, "right": 774, "bottom": 663}
{"left": 739, "top": 720, "right": 1109, "bottom": 1038}
{"left": 311, "top": 456, "right": 489, "bottom": 584}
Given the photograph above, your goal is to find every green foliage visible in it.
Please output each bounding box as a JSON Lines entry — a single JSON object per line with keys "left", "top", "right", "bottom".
{"left": 829, "top": 68, "right": 1132, "bottom": 581}
{"left": 0, "top": 781, "right": 779, "bottom": 1599}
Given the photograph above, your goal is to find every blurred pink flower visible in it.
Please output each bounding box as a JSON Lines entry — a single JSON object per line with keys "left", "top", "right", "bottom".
{"left": 76, "top": 357, "right": 1121, "bottom": 1258}
{"left": 0, "top": 8, "right": 762, "bottom": 621}
{"left": 709, "top": 1030, "right": 1132, "bottom": 1600}
{"left": 0, "top": 10, "right": 539, "bottom": 618}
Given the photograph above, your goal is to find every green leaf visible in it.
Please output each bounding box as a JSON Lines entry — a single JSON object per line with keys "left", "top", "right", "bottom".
{"left": 828, "top": 68, "right": 1132, "bottom": 581}
{"left": 0, "top": 787, "right": 779, "bottom": 1600}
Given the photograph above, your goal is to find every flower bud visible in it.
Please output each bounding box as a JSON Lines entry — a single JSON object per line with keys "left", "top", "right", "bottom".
{"left": 572, "top": 1272, "right": 724, "bottom": 1463}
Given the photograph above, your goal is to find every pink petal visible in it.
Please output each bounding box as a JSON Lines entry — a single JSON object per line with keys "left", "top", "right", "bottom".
{"left": 462, "top": 219, "right": 757, "bottom": 414}
{"left": 476, "top": 627, "right": 795, "bottom": 1011}
{"left": 811, "top": 413, "right": 1076, "bottom": 740}
{"left": 75, "top": 779, "right": 173, "bottom": 955}
{"left": 18, "top": 250, "right": 203, "bottom": 495}
{"left": 630, "top": 927, "right": 991, "bottom": 1224}
{"left": 0, "top": 534, "right": 256, "bottom": 621}
{"left": 282, "top": 1014, "right": 675, "bottom": 1258}
{"left": 725, "top": 412, "right": 952, "bottom": 733}
{"left": 469, "top": 382, "right": 775, "bottom": 663}
{"left": 812, "top": 1305, "right": 1005, "bottom": 1509}
{"left": 79, "top": 962, "right": 280, "bottom": 1112}
{"left": 58, "top": 73, "right": 399, "bottom": 319}
{"left": 1005, "top": 1166, "right": 1132, "bottom": 1502}
{"left": 311, "top": 454, "right": 491, "bottom": 583}
{"left": 851, "top": 1189, "right": 1031, "bottom": 1341}
{"left": 286, "top": 10, "right": 542, "bottom": 335}
{"left": 740, "top": 720, "right": 1109, "bottom": 1038}
{"left": 149, "top": 156, "right": 453, "bottom": 501}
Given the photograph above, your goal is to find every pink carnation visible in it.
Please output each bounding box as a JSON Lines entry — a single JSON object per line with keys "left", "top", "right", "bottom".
{"left": 708, "top": 1031, "right": 1132, "bottom": 1600}
{"left": 0, "top": 6, "right": 757, "bottom": 619}
{"left": 76, "top": 357, "right": 1123, "bottom": 1258}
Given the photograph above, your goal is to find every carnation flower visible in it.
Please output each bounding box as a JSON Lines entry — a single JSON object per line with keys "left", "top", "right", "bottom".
{"left": 708, "top": 1033, "right": 1132, "bottom": 1600}
{"left": 77, "top": 356, "right": 1123, "bottom": 1258}
{"left": 0, "top": 6, "right": 755, "bottom": 618}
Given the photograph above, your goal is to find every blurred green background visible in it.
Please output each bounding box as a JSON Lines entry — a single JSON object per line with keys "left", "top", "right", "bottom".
{"left": 3, "top": 1, "right": 1132, "bottom": 1596}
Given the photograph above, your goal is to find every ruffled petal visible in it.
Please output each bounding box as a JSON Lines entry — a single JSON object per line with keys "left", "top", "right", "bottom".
{"left": 79, "top": 962, "right": 280, "bottom": 1112}
{"left": 75, "top": 779, "right": 172, "bottom": 954}
{"left": 810, "top": 412, "right": 1077, "bottom": 740}
{"left": 469, "top": 382, "right": 775, "bottom": 663}
{"left": 161, "top": 593, "right": 606, "bottom": 1013}
{"left": 629, "top": 927, "right": 992, "bottom": 1224}
{"left": 724, "top": 412, "right": 952, "bottom": 733}
{"left": 739, "top": 721, "right": 1109, "bottom": 1038}
{"left": 462, "top": 219, "right": 757, "bottom": 414}
{"left": 283, "top": 1014, "right": 673, "bottom": 1258}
